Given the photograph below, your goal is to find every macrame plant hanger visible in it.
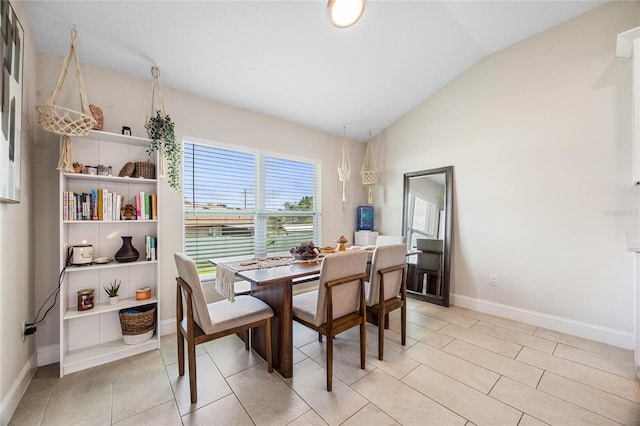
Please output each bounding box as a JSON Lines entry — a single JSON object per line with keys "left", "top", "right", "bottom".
{"left": 145, "top": 66, "right": 167, "bottom": 177}
{"left": 36, "top": 28, "right": 96, "bottom": 172}
{"left": 361, "top": 131, "right": 378, "bottom": 204}
{"left": 337, "top": 125, "right": 351, "bottom": 202}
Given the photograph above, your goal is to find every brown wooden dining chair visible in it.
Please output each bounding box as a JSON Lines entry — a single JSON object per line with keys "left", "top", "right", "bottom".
{"left": 291, "top": 250, "right": 369, "bottom": 391}
{"left": 416, "top": 238, "right": 444, "bottom": 296}
{"left": 174, "top": 252, "right": 274, "bottom": 403}
{"left": 365, "top": 243, "right": 407, "bottom": 360}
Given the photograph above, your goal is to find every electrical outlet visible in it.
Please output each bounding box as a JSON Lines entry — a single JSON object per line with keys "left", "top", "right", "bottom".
{"left": 490, "top": 274, "right": 499, "bottom": 286}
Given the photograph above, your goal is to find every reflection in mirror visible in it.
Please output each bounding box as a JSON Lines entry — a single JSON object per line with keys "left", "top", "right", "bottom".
{"left": 403, "top": 166, "right": 453, "bottom": 307}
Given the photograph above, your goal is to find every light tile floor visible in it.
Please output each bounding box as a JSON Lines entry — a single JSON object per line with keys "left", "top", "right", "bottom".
{"left": 10, "top": 299, "right": 640, "bottom": 425}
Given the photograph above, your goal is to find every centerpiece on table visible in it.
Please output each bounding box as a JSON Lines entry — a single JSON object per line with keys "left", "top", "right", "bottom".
{"left": 290, "top": 241, "right": 319, "bottom": 260}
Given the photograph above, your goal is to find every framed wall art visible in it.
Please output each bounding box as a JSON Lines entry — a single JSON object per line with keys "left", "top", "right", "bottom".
{"left": 0, "top": 0, "right": 23, "bottom": 203}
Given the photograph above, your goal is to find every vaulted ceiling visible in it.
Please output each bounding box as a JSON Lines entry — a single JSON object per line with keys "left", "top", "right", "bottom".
{"left": 24, "top": 1, "right": 606, "bottom": 141}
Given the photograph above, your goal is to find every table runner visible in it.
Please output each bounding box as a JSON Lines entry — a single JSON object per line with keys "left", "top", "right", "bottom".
{"left": 216, "top": 256, "right": 297, "bottom": 302}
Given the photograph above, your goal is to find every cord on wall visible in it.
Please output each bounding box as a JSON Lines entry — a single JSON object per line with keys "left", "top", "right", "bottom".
{"left": 24, "top": 252, "right": 72, "bottom": 336}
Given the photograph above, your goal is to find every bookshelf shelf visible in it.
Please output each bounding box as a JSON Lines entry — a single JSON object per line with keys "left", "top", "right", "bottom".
{"left": 66, "top": 260, "right": 158, "bottom": 272}
{"left": 59, "top": 130, "right": 161, "bottom": 377}
{"left": 63, "top": 172, "right": 157, "bottom": 184}
{"left": 64, "top": 337, "right": 159, "bottom": 375}
{"left": 64, "top": 296, "right": 158, "bottom": 319}
{"left": 63, "top": 220, "right": 158, "bottom": 224}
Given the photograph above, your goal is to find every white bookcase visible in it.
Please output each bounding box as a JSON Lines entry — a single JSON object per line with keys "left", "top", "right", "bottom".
{"left": 59, "top": 130, "right": 161, "bottom": 376}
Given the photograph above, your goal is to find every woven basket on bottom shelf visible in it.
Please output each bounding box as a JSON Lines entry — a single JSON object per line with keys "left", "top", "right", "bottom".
{"left": 119, "top": 304, "right": 155, "bottom": 345}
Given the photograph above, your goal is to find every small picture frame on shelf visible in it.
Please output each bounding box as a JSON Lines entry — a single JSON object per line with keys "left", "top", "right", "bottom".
{"left": 122, "top": 126, "right": 132, "bottom": 136}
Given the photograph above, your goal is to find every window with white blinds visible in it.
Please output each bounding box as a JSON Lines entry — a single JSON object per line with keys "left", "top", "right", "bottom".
{"left": 406, "top": 194, "right": 437, "bottom": 249}
{"left": 183, "top": 141, "right": 321, "bottom": 274}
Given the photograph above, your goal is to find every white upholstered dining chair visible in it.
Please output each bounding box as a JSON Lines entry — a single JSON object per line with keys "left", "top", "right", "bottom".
{"left": 174, "top": 252, "right": 274, "bottom": 403}
{"left": 375, "top": 235, "right": 405, "bottom": 246}
{"left": 365, "top": 243, "right": 407, "bottom": 360}
{"left": 291, "top": 250, "right": 369, "bottom": 391}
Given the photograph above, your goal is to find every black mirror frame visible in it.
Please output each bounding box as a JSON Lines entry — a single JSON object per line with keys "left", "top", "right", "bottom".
{"left": 402, "top": 166, "right": 453, "bottom": 307}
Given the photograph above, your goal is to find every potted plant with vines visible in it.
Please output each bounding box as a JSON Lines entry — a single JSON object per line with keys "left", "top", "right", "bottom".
{"left": 146, "top": 110, "right": 181, "bottom": 192}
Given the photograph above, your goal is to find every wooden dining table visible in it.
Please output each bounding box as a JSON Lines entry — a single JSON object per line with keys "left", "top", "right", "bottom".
{"left": 208, "top": 256, "right": 323, "bottom": 378}
{"left": 209, "top": 248, "right": 417, "bottom": 378}
{"left": 234, "top": 260, "right": 322, "bottom": 378}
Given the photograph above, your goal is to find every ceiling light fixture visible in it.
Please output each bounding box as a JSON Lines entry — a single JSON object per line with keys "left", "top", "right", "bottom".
{"left": 327, "top": 0, "right": 365, "bottom": 29}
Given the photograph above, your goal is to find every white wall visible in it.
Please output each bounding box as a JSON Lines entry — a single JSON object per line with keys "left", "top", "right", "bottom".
{"left": 0, "top": 0, "right": 39, "bottom": 419}
{"left": 31, "top": 50, "right": 368, "bottom": 351}
{"left": 375, "top": 1, "right": 640, "bottom": 346}
{"left": 8, "top": 6, "right": 639, "bottom": 415}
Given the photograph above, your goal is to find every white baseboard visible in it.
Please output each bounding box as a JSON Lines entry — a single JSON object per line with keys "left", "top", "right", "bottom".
{"left": 1, "top": 352, "right": 37, "bottom": 425}
{"left": 36, "top": 344, "right": 59, "bottom": 367}
{"left": 159, "top": 318, "right": 176, "bottom": 336}
{"left": 452, "top": 293, "right": 635, "bottom": 350}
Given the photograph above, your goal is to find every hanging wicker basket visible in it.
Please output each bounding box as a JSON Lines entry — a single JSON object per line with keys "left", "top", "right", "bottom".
{"left": 36, "top": 29, "right": 96, "bottom": 137}
{"left": 36, "top": 105, "right": 96, "bottom": 136}
{"left": 337, "top": 126, "right": 351, "bottom": 202}
{"left": 361, "top": 170, "right": 378, "bottom": 186}
{"left": 361, "top": 133, "right": 378, "bottom": 203}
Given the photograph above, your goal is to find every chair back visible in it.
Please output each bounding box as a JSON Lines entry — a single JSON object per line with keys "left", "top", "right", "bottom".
{"left": 367, "top": 243, "right": 407, "bottom": 306}
{"left": 314, "top": 250, "right": 369, "bottom": 325}
{"left": 376, "top": 235, "right": 405, "bottom": 246}
{"left": 174, "top": 252, "right": 215, "bottom": 334}
{"left": 417, "top": 239, "right": 443, "bottom": 271}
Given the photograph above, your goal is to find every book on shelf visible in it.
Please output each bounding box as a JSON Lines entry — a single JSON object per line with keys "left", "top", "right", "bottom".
{"left": 62, "top": 189, "right": 155, "bottom": 221}
{"left": 91, "top": 189, "right": 98, "bottom": 220}
{"left": 102, "top": 189, "right": 110, "bottom": 221}
{"left": 75, "top": 193, "right": 82, "bottom": 220}
{"left": 145, "top": 235, "right": 157, "bottom": 261}
{"left": 63, "top": 191, "right": 68, "bottom": 221}
{"left": 115, "top": 194, "right": 122, "bottom": 220}
{"left": 97, "top": 189, "right": 103, "bottom": 221}
{"left": 61, "top": 189, "right": 116, "bottom": 221}
{"left": 135, "top": 195, "right": 141, "bottom": 220}
{"left": 107, "top": 191, "right": 113, "bottom": 221}
{"left": 151, "top": 236, "right": 156, "bottom": 261}
{"left": 68, "top": 192, "right": 75, "bottom": 221}
{"left": 151, "top": 194, "right": 157, "bottom": 220}
{"left": 145, "top": 194, "right": 150, "bottom": 220}
{"left": 82, "top": 193, "right": 90, "bottom": 220}
{"left": 139, "top": 191, "right": 146, "bottom": 220}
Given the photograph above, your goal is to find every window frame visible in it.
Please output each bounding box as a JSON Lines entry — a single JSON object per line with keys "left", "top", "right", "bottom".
{"left": 182, "top": 137, "right": 323, "bottom": 279}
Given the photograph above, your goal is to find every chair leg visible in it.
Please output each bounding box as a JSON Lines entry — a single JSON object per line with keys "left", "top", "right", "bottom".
{"left": 360, "top": 320, "right": 366, "bottom": 369}
{"left": 177, "top": 331, "right": 185, "bottom": 376}
{"left": 244, "top": 330, "right": 250, "bottom": 351}
{"left": 187, "top": 339, "right": 198, "bottom": 403}
{"left": 265, "top": 318, "right": 273, "bottom": 373}
{"left": 318, "top": 332, "right": 323, "bottom": 342}
{"left": 401, "top": 304, "right": 407, "bottom": 347}
{"left": 326, "top": 333, "right": 333, "bottom": 391}
{"left": 378, "top": 308, "right": 385, "bottom": 361}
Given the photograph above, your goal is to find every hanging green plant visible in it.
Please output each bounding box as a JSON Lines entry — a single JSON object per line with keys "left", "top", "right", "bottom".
{"left": 144, "top": 66, "right": 181, "bottom": 192}
{"left": 146, "top": 110, "right": 180, "bottom": 191}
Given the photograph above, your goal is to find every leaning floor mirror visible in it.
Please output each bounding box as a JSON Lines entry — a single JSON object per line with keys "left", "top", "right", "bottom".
{"left": 402, "top": 166, "right": 453, "bottom": 307}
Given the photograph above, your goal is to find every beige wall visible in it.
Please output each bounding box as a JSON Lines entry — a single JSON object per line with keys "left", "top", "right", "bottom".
{"left": 0, "top": 0, "right": 38, "bottom": 412}
{"left": 5, "top": 0, "right": 640, "bottom": 415}
{"left": 31, "top": 49, "right": 368, "bottom": 350}
{"left": 376, "top": 1, "right": 640, "bottom": 345}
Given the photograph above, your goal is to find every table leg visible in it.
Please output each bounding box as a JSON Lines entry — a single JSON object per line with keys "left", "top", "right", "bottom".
{"left": 250, "top": 280, "right": 293, "bottom": 378}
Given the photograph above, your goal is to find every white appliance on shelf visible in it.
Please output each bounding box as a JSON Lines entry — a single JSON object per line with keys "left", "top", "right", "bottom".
{"left": 354, "top": 230, "right": 379, "bottom": 246}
